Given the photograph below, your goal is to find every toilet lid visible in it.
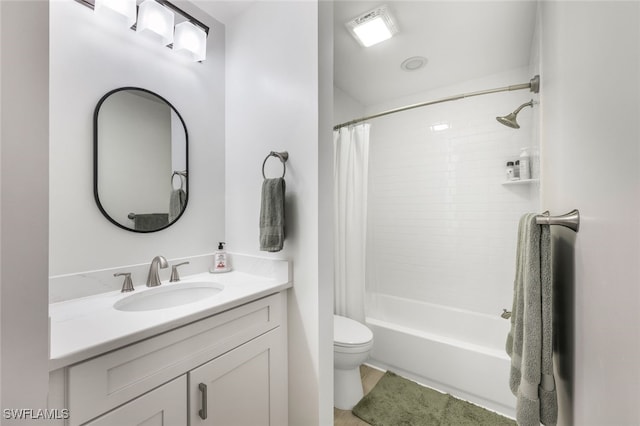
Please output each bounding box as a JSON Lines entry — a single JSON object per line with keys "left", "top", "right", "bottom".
{"left": 334, "top": 315, "right": 373, "bottom": 346}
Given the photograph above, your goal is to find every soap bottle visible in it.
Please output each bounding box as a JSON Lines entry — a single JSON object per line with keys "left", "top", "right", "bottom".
{"left": 506, "top": 161, "right": 515, "bottom": 180}
{"left": 211, "top": 242, "right": 231, "bottom": 273}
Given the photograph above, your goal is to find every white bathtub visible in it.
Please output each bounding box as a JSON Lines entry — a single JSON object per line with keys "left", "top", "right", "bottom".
{"left": 365, "top": 293, "right": 516, "bottom": 418}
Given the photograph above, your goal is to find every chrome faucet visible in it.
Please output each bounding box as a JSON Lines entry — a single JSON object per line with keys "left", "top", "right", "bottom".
{"left": 146, "top": 255, "right": 168, "bottom": 287}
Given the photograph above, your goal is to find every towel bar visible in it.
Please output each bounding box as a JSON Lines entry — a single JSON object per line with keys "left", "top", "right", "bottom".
{"left": 262, "top": 151, "right": 288, "bottom": 179}
{"left": 535, "top": 209, "right": 580, "bottom": 232}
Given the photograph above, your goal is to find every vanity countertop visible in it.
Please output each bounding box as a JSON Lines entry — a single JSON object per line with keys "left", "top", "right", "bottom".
{"left": 49, "top": 271, "right": 291, "bottom": 370}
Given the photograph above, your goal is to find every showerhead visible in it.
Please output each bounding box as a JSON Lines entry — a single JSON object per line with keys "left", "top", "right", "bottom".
{"left": 496, "top": 100, "right": 534, "bottom": 129}
{"left": 496, "top": 112, "right": 521, "bottom": 129}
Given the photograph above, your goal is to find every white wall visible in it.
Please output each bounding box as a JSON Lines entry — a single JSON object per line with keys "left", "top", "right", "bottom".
{"left": 334, "top": 86, "right": 365, "bottom": 126}
{"left": 0, "top": 0, "right": 50, "bottom": 420}
{"left": 49, "top": 0, "right": 225, "bottom": 276}
{"left": 225, "top": 2, "right": 332, "bottom": 424}
{"left": 540, "top": 2, "right": 640, "bottom": 425}
{"left": 364, "top": 68, "right": 539, "bottom": 317}
{"left": 318, "top": 2, "right": 335, "bottom": 424}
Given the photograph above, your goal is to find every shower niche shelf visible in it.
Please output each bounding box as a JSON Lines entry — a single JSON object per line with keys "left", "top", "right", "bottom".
{"left": 502, "top": 178, "right": 539, "bottom": 185}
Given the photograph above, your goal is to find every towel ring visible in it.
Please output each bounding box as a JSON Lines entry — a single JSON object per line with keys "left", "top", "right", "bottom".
{"left": 171, "top": 171, "right": 187, "bottom": 191}
{"left": 262, "top": 151, "right": 288, "bottom": 179}
{"left": 171, "top": 174, "right": 183, "bottom": 190}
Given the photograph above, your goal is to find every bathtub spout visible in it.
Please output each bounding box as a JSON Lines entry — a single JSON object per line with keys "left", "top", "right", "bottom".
{"left": 501, "top": 309, "right": 512, "bottom": 320}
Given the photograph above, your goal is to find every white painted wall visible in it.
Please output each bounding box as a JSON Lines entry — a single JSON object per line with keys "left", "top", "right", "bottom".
{"left": 225, "top": 2, "right": 332, "bottom": 424}
{"left": 0, "top": 0, "right": 50, "bottom": 420}
{"left": 364, "top": 68, "right": 539, "bottom": 317}
{"left": 318, "top": 2, "right": 335, "bottom": 424}
{"left": 540, "top": 2, "right": 640, "bottom": 425}
{"left": 49, "top": 0, "right": 225, "bottom": 276}
{"left": 334, "top": 86, "right": 365, "bottom": 126}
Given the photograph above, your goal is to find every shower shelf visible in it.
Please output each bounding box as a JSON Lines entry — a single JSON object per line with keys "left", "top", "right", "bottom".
{"left": 502, "top": 178, "right": 539, "bottom": 185}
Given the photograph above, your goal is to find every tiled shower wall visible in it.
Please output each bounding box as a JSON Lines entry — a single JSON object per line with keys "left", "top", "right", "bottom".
{"left": 365, "top": 68, "right": 539, "bottom": 317}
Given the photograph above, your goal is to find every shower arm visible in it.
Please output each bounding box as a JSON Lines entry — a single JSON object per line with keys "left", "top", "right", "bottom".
{"left": 512, "top": 100, "right": 534, "bottom": 115}
{"left": 333, "top": 75, "right": 540, "bottom": 131}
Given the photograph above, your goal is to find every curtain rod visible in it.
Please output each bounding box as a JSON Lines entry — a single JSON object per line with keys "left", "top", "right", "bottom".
{"left": 333, "top": 75, "right": 540, "bottom": 131}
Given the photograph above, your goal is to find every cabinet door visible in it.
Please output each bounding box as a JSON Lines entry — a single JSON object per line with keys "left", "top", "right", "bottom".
{"left": 84, "top": 376, "right": 186, "bottom": 426}
{"left": 189, "top": 329, "right": 286, "bottom": 426}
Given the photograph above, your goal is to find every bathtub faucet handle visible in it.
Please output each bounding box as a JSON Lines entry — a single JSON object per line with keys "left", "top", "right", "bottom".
{"left": 501, "top": 309, "right": 512, "bottom": 320}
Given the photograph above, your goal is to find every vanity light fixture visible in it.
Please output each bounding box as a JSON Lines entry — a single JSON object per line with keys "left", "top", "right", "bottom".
{"left": 346, "top": 5, "right": 398, "bottom": 47}
{"left": 75, "top": 0, "right": 209, "bottom": 62}
{"left": 136, "top": 0, "right": 174, "bottom": 45}
{"left": 173, "top": 21, "right": 207, "bottom": 62}
{"left": 94, "top": 0, "right": 137, "bottom": 27}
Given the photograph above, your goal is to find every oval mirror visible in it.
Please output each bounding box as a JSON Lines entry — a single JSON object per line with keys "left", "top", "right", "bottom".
{"left": 94, "top": 87, "right": 188, "bottom": 232}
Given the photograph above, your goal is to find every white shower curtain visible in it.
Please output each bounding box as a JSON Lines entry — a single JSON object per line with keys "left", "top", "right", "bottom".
{"left": 333, "top": 124, "right": 370, "bottom": 322}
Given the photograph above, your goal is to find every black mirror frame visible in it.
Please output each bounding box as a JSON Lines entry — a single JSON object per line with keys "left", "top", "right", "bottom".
{"left": 93, "top": 87, "right": 189, "bottom": 233}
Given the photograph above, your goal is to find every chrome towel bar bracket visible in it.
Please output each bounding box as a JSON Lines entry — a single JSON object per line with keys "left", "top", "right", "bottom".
{"left": 262, "top": 151, "right": 288, "bottom": 179}
{"left": 535, "top": 209, "right": 580, "bottom": 232}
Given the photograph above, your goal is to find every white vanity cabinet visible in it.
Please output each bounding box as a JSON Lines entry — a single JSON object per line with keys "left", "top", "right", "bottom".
{"left": 189, "top": 329, "right": 287, "bottom": 426}
{"left": 49, "top": 291, "right": 287, "bottom": 426}
{"left": 83, "top": 376, "right": 187, "bottom": 426}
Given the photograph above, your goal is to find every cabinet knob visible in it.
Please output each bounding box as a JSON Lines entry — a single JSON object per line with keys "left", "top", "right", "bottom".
{"left": 198, "top": 383, "right": 208, "bottom": 420}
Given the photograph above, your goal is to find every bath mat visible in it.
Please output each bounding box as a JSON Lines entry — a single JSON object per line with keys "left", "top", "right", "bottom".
{"left": 352, "top": 371, "right": 515, "bottom": 426}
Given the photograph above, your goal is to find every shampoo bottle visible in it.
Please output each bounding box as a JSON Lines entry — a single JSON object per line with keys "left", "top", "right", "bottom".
{"left": 211, "top": 242, "right": 231, "bottom": 273}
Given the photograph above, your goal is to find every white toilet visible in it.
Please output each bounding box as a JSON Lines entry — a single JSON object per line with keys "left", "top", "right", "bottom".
{"left": 333, "top": 315, "right": 374, "bottom": 410}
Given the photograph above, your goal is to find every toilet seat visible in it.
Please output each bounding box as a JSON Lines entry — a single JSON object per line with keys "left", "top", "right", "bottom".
{"left": 334, "top": 315, "right": 373, "bottom": 348}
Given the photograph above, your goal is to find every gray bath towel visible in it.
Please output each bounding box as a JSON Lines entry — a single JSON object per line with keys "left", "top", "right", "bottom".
{"left": 506, "top": 213, "right": 557, "bottom": 426}
{"left": 259, "top": 178, "right": 285, "bottom": 252}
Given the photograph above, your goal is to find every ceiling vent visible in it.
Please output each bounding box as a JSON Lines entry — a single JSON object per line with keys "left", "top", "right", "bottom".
{"left": 345, "top": 5, "right": 398, "bottom": 47}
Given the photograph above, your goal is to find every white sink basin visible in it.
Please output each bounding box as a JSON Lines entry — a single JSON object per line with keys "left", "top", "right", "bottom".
{"left": 114, "top": 282, "right": 224, "bottom": 312}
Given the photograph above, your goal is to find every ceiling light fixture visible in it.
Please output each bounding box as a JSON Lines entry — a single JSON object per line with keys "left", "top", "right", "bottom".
{"left": 76, "top": 0, "right": 210, "bottom": 62}
{"left": 346, "top": 5, "right": 398, "bottom": 47}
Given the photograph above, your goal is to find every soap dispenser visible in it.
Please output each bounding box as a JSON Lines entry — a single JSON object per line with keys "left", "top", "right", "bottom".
{"left": 211, "top": 242, "right": 231, "bottom": 273}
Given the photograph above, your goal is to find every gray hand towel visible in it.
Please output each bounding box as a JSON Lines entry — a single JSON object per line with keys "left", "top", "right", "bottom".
{"left": 259, "top": 178, "right": 285, "bottom": 252}
{"left": 133, "top": 213, "right": 169, "bottom": 231}
{"left": 506, "top": 213, "right": 557, "bottom": 426}
{"left": 168, "top": 188, "right": 186, "bottom": 222}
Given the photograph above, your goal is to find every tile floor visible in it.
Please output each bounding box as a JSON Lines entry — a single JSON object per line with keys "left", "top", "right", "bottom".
{"left": 334, "top": 365, "right": 385, "bottom": 426}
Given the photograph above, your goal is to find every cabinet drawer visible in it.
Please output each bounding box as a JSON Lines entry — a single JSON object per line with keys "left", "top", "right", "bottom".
{"left": 67, "top": 293, "right": 284, "bottom": 426}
